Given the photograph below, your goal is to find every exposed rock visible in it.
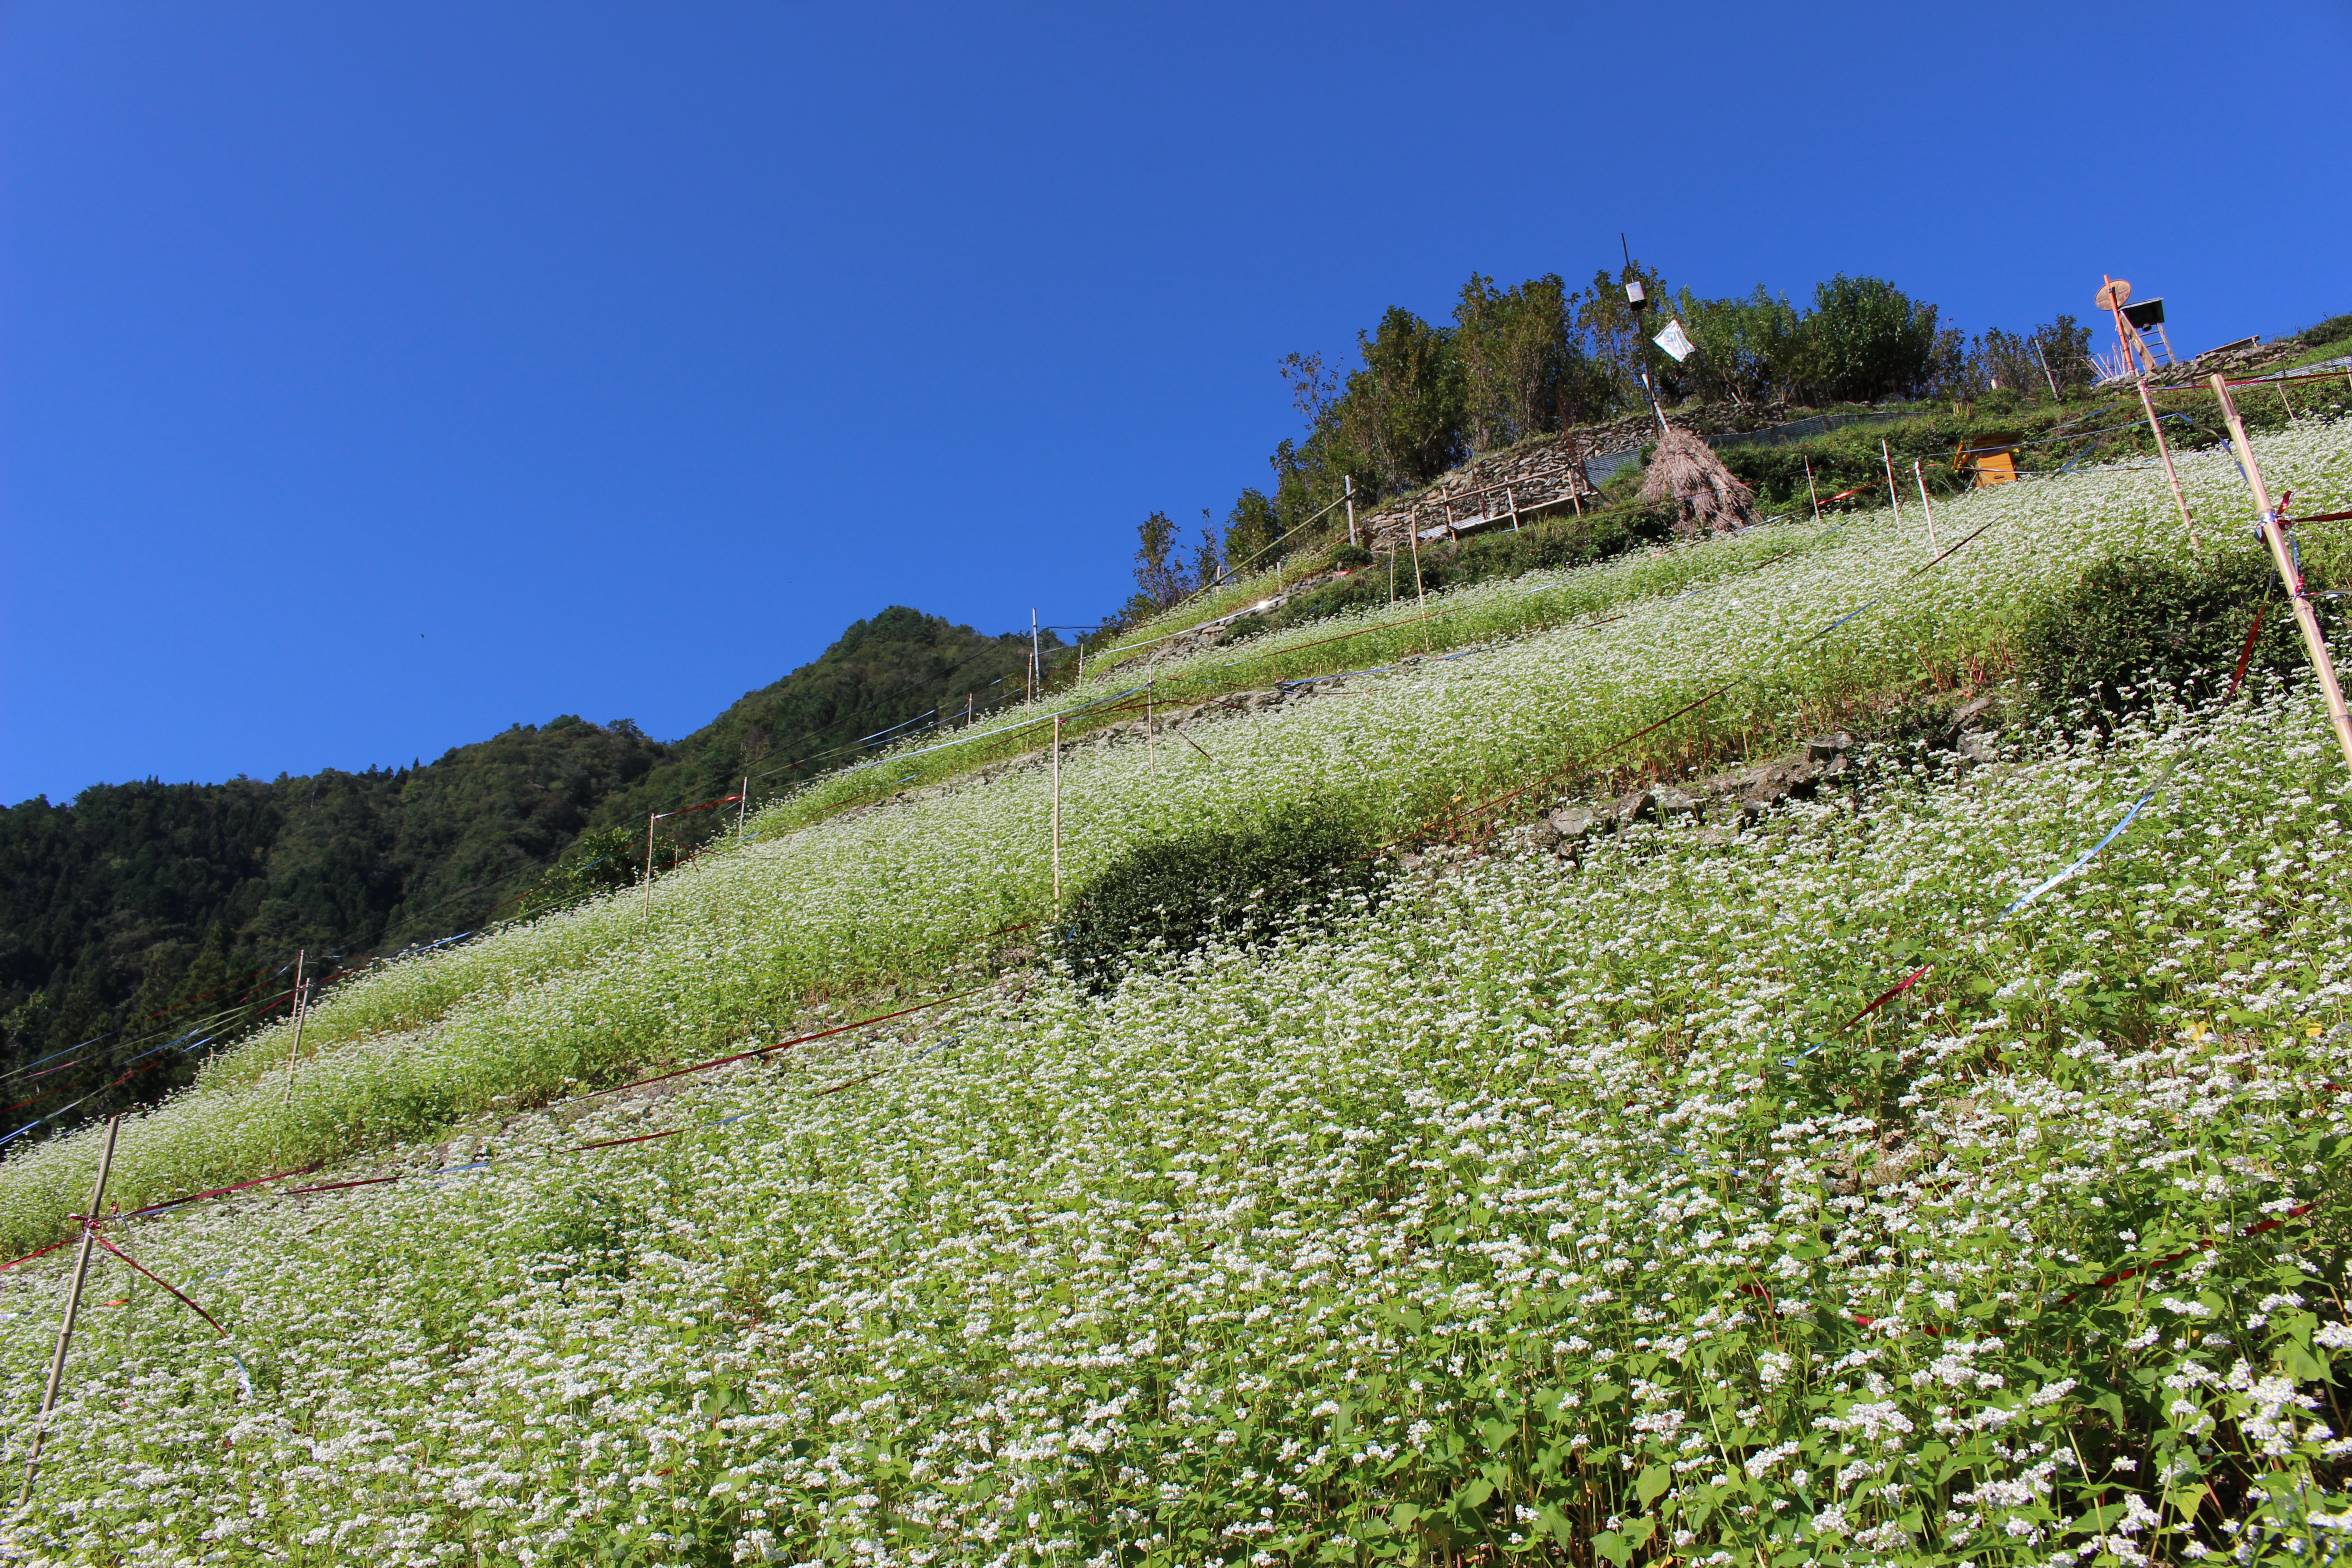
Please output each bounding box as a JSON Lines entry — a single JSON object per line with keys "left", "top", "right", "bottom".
{"left": 1548, "top": 804, "right": 1599, "bottom": 840}
{"left": 1652, "top": 787, "right": 1703, "bottom": 818}
{"left": 1806, "top": 733, "right": 1854, "bottom": 762}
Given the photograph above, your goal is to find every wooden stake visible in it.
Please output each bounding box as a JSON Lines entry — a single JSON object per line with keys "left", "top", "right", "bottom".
{"left": 2278, "top": 382, "right": 2297, "bottom": 424}
{"left": 280, "top": 949, "right": 307, "bottom": 1107}
{"left": 1344, "top": 474, "right": 1357, "bottom": 547}
{"left": 1805, "top": 458, "right": 1821, "bottom": 521}
{"left": 737, "top": 776, "right": 750, "bottom": 842}
{"left": 1882, "top": 439, "right": 1903, "bottom": 529}
{"left": 1507, "top": 482, "right": 1521, "bottom": 532}
{"left": 1050, "top": 715, "right": 1063, "bottom": 903}
{"left": 642, "top": 813, "right": 657, "bottom": 927}
{"left": 1146, "top": 681, "right": 1156, "bottom": 775}
{"left": 2211, "top": 374, "right": 2352, "bottom": 775}
{"left": 22, "top": 1114, "right": 121, "bottom": 1505}
{"left": 1029, "top": 610, "right": 1039, "bottom": 705}
{"left": 1401, "top": 514, "right": 1421, "bottom": 649}
{"left": 2135, "top": 378, "right": 2198, "bottom": 547}
{"left": 2038, "top": 341, "right": 2063, "bottom": 402}
{"left": 1912, "top": 459, "right": 1938, "bottom": 548}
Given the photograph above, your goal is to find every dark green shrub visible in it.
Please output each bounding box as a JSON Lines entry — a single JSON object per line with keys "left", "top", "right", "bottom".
{"left": 1057, "top": 801, "right": 1380, "bottom": 993}
{"left": 1217, "top": 613, "right": 1271, "bottom": 646}
{"left": 1333, "top": 543, "right": 1374, "bottom": 568}
{"left": 2014, "top": 548, "right": 2336, "bottom": 712}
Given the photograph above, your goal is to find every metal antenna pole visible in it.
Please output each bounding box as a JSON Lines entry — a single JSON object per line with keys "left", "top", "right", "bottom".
{"left": 22, "top": 1114, "right": 122, "bottom": 1505}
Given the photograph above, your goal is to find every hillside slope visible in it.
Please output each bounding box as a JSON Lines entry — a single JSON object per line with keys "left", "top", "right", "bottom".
{"left": 0, "top": 607, "right": 1042, "bottom": 1142}
{"left": 2, "top": 424, "right": 2349, "bottom": 1563}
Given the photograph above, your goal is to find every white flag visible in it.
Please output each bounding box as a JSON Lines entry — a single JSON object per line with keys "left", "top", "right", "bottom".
{"left": 1652, "top": 318, "right": 1696, "bottom": 362}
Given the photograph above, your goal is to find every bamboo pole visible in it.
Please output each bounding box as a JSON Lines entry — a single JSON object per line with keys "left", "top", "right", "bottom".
{"left": 1912, "top": 460, "right": 1938, "bottom": 548}
{"left": 280, "top": 949, "right": 308, "bottom": 1107}
{"left": 1406, "top": 516, "right": 1428, "bottom": 641}
{"left": 1029, "top": 611, "right": 1039, "bottom": 706}
{"left": 642, "top": 813, "right": 657, "bottom": 926}
{"left": 2211, "top": 374, "right": 2352, "bottom": 774}
{"left": 2135, "top": 377, "right": 2198, "bottom": 547}
{"left": 1050, "top": 715, "right": 1063, "bottom": 903}
{"left": 1344, "top": 474, "right": 1357, "bottom": 547}
{"left": 1145, "top": 681, "right": 1156, "bottom": 775}
{"left": 737, "top": 776, "right": 750, "bottom": 842}
{"left": 1806, "top": 458, "right": 1821, "bottom": 522}
{"left": 2037, "top": 341, "right": 2063, "bottom": 403}
{"left": 22, "top": 1114, "right": 121, "bottom": 1505}
{"left": 1882, "top": 439, "right": 1903, "bottom": 529}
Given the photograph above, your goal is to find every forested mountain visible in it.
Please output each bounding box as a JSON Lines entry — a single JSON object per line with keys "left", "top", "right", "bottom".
{"left": 0, "top": 605, "right": 1046, "bottom": 1142}
{"left": 584, "top": 605, "right": 1052, "bottom": 838}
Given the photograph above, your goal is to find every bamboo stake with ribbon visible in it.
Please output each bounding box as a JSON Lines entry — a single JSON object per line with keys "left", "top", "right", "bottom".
{"left": 2210, "top": 374, "right": 2352, "bottom": 774}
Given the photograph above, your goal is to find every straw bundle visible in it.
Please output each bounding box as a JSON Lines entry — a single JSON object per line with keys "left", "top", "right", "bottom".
{"left": 1641, "top": 424, "right": 1759, "bottom": 537}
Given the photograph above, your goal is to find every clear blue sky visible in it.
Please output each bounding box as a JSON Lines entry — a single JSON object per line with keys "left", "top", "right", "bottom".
{"left": 5, "top": 1, "right": 2348, "bottom": 804}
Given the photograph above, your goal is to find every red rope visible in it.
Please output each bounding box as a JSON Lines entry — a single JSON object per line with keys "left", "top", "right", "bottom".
{"left": 1838, "top": 964, "right": 1934, "bottom": 1032}
{"left": 87, "top": 1231, "right": 225, "bottom": 1337}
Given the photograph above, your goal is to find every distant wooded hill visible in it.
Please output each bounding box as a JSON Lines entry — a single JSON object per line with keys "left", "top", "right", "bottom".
{"left": 0, "top": 606, "right": 1050, "bottom": 1138}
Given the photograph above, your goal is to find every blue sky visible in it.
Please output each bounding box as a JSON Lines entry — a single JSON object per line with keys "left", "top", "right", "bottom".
{"left": 5, "top": 0, "right": 2348, "bottom": 804}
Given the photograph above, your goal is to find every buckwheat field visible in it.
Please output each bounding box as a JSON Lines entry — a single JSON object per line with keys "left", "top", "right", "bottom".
{"left": 3, "top": 424, "right": 2348, "bottom": 1566}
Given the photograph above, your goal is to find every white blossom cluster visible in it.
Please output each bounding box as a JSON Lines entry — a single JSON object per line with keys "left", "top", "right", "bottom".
{"left": 0, "top": 426, "right": 2347, "bottom": 1564}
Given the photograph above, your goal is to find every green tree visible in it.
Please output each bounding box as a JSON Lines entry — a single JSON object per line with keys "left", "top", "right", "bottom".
{"left": 1134, "top": 510, "right": 1185, "bottom": 608}
{"left": 1575, "top": 259, "right": 1674, "bottom": 410}
{"left": 1673, "top": 284, "right": 1803, "bottom": 409}
{"left": 1337, "top": 307, "right": 1464, "bottom": 490}
{"left": 1794, "top": 274, "right": 1940, "bottom": 403}
{"left": 1453, "top": 273, "right": 1589, "bottom": 451}
{"left": 1223, "top": 488, "right": 1282, "bottom": 572}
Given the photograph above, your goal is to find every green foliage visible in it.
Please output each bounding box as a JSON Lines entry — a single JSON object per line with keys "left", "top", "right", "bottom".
{"left": 1673, "top": 283, "right": 1804, "bottom": 408}
{"left": 1574, "top": 258, "right": 1676, "bottom": 405}
{"left": 1452, "top": 272, "right": 1602, "bottom": 452}
{"left": 1223, "top": 487, "right": 1284, "bottom": 573}
{"left": 590, "top": 605, "right": 1046, "bottom": 834}
{"left": 514, "top": 822, "right": 647, "bottom": 920}
{"left": 1798, "top": 273, "right": 1942, "bottom": 402}
{"left": 1055, "top": 799, "right": 1377, "bottom": 993}
{"left": 0, "top": 717, "right": 668, "bottom": 1116}
{"left": 2015, "top": 547, "right": 2336, "bottom": 713}
{"left": 1343, "top": 305, "right": 1467, "bottom": 491}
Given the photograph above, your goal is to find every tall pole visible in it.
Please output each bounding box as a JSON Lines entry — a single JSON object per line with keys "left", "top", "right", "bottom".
{"left": 2211, "top": 375, "right": 2352, "bottom": 774}
{"left": 1881, "top": 439, "right": 1904, "bottom": 530}
{"left": 1805, "top": 457, "right": 1822, "bottom": 521}
{"left": 1029, "top": 611, "right": 1039, "bottom": 706}
{"left": 1912, "top": 459, "right": 1938, "bottom": 549}
{"left": 642, "top": 812, "right": 657, "bottom": 927}
{"left": 1145, "top": 681, "right": 1156, "bottom": 775}
{"left": 22, "top": 1114, "right": 122, "bottom": 1505}
{"left": 2135, "top": 378, "right": 2198, "bottom": 548}
{"left": 1050, "top": 715, "right": 1063, "bottom": 903}
{"left": 737, "top": 777, "right": 750, "bottom": 843}
{"left": 1406, "top": 516, "right": 1429, "bottom": 646}
{"left": 1344, "top": 474, "right": 1357, "bottom": 548}
{"left": 2037, "top": 341, "right": 2063, "bottom": 403}
{"left": 281, "top": 949, "right": 308, "bottom": 1106}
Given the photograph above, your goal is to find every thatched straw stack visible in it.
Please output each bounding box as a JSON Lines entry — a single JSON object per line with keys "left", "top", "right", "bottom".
{"left": 1641, "top": 424, "right": 1759, "bottom": 537}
